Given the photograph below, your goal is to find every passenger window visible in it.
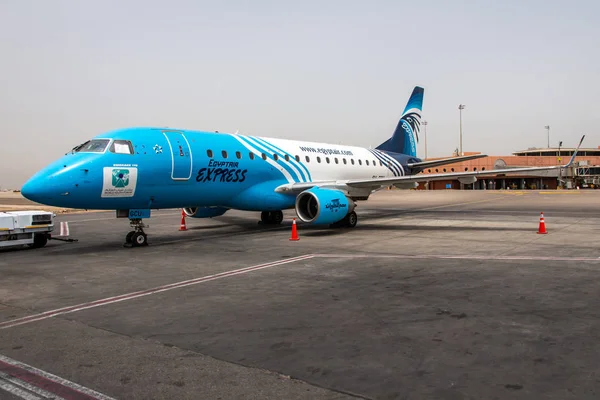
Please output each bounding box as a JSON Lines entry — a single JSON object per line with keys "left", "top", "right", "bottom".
{"left": 207, "top": 149, "right": 213, "bottom": 157}
{"left": 249, "top": 152, "right": 255, "bottom": 160}
{"left": 343, "top": 159, "right": 347, "bottom": 165}
{"left": 359, "top": 160, "right": 362, "bottom": 165}
{"left": 109, "top": 140, "right": 134, "bottom": 155}
{"left": 326, "top": 157, "right": 330, "bottom": 164}
{"left": 295, "top": 155, "right": 300, "bottom": 162}
{"left": 236, "top": 151, "right": 242, "bottom": 159}
{"left": 366, "top": 160, "right": 369, "bottom": 166}
{"left": 305, "top": 156, "right": 310, "bottom": 163}
{"left": 262, "top": 153, "right": 267, "bottom": 160}
{"left": 380, "top": 161, "right": 383, "bottom": 166}
{"left": 335, "top": 158, "right": 339, "bottom": 164}
{"left": 285, "top": 155, "right": 290, "bottom": 162}
{"left": 222, "top": 150, "right": 228, "bottom": 158}
{"left": 273, "top": 154, "right": 279, "bottom": 161}
{"left": 351, "top": 159, "right": 355, "bottom": 165}
{"left": 373, "top": 160, "right": 377, "bottom": 166}
{"left": 317, "top": 156, "right": 321, "bottom": 163}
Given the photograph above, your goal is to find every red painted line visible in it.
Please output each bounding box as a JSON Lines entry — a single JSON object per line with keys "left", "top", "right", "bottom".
{"left": 0, "top": 359, "right": 97, "bottom": 400}
{"left": 0, "top": 254, "right": 314, "bottom": 330}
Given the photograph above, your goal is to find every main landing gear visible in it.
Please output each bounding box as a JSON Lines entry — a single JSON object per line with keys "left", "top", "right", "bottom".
{"left": 260, "top": 210, "right": 284, "bottom": 225}
{"left": 124, "top": 218, "right": 148, "bottom": 247}
{"left": 330, "top": 211, "right": 358, "bottom": 228}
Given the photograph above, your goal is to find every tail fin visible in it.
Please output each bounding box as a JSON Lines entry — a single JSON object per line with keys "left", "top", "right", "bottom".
{"left": 376, "top": 86, "right": 424, "bottom": 157}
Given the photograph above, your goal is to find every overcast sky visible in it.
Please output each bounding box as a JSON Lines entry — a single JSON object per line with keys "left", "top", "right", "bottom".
{"left": 1, "top": 0, "right": 598, "bottom": 188}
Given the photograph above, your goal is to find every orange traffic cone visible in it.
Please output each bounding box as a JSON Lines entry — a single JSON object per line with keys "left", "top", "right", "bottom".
{"left": 537, "top": 212, "right": 547, "bottom": 234}
{"left": 289, "top": 218, "right": 299, "bottom": 241}
{"left": 179, "top": 210, "right": 187, "bottom": 231}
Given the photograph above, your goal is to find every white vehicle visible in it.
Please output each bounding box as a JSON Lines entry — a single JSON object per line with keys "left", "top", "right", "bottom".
{"left": 0, "top": 211, "right": 55, "bottom": 249}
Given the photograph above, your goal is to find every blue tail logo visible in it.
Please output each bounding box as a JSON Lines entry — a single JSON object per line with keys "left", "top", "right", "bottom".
{"left": 376, "top": 86, "right": 424, "bottom": 157}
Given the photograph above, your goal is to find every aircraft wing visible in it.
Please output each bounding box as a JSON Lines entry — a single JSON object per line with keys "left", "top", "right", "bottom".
{"left": 407, "top": 154, "right": 488, "bottom": 169}
{"left": 275, "top": 136, "right": 585, "bottom": 195}
{"left": 346, "top": 164, "right": 567, "bottom": 188}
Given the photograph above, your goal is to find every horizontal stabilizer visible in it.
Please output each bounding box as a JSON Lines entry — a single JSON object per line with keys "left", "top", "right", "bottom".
{"left": 407, "top": 154, "right": 488, "bottom": 170}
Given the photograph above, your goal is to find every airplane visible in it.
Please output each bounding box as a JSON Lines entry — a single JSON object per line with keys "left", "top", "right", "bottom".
{"left": 21, "top": 87, "right": 584, "bottom": 247}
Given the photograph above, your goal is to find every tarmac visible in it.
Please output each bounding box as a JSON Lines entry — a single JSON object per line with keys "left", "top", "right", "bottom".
{"left": 1, "top": 190, "right": 600, "bottom": 399}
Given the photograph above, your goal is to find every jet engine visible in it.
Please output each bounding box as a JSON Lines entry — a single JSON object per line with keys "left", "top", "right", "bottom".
{"left": 295, "top": 188, "right": 354, "bottom": 225}
{"left": 183, "top": 206, "right": 228, "bottom": 218}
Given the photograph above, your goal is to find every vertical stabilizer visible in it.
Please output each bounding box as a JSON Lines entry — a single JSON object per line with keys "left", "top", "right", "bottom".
{"left": 376, "top": 86, "right": 424, "bottom": 157}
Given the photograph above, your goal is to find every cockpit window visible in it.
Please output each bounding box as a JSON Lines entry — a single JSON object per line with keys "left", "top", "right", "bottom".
{"left": 73, "top": 139, "right": 110, "bottom": 153}
{"left": 109, "top": 140, "right": 134, "bottom": 155}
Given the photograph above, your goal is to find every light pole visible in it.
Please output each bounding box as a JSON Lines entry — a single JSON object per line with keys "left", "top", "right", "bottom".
{"left": 558, "top": 140, "right": 562, "bottom": 189}
{"left": 422, "top": 120, "right": 428, "bottom": 159}
{"left": 458, "top": 104, "right": 465, "bottom": 156}
{"left": 545, "top": 125, "right": 550, "bottom": 148}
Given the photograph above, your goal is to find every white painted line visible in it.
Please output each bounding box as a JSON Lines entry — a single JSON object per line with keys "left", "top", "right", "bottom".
{"left": 0, "top": 354, "right": 115, "bottom": 400}
{"left": 0, "top": 371, "right": 64, "bottom": 399}
{"left": 314, "top": 254, "right": 600, "bottom": 262}
{"left": 0, "top": 254, "right": 314, "bottom": 330}
{"left": 0, "top": 378, "right": 42, "bottom": 400}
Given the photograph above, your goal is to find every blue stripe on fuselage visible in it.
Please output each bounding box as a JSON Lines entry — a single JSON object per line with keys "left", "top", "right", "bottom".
{"left": 251, "top": 136, "right": 312, "bottom": 182}
{"left": 238, "top": 135, "right": 304, "bottom": 182}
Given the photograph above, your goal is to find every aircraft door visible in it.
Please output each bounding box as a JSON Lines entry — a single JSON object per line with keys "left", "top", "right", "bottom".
{"left": 163, "top": 131, "right": 192, "bottom": 180}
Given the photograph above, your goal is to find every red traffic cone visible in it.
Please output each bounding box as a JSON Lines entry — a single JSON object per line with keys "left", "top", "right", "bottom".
{"left": 179, "top": 210, "right": 187, "bottom": 231}
{"left": 537, "top": 212, "right": 547, "bottom": 234}
{"left": 289, "top": 218, "right": 299, "bottom": 241}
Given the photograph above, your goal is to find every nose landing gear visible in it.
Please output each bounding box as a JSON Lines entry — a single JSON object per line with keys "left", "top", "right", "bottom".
{"left": 124, "top": 218, "right": 148, "bottom": 247}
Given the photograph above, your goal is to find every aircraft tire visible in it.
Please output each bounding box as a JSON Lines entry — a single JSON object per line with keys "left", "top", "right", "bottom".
{"left": 261, "top": 211, "right": 283, "bottom": 225}
{"left": 271, "top": 211, "right": 284, "bottom": 225}
{"left": 346, "top": 211, "right": 358, "bottom": 228}
{"left": 132, "top": 232, "right": 148, "bottom": 247}
{"left": 125, "top": 231, "right": 135, "bottom": 244}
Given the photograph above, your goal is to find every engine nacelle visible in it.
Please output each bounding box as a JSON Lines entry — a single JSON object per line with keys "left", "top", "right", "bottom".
{"left": 295, "top": 188, "right": 354, "bottom": 225}
{"left": 183, "top": 206, "right": 228, "bottom": 218}
{"left": 393, "top": 182, "right": 419, "bottom": 190}
{"left": 458, "top": 176, "right": 477, "bottom": 184}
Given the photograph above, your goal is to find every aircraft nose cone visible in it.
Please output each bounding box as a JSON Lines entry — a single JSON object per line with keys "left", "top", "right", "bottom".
{"left": 21, "top": 176, "right": 49, "bottom": 204}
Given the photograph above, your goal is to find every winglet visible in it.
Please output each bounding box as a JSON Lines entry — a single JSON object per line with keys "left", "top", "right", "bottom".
{"left": 565, "top": 135, "right": 585, "bottom": 167}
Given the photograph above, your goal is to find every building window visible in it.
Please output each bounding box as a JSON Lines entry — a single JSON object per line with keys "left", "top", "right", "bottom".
{"left": 222, "top": 150, "right": 228, "bottom": 158}
{"left": 207, "top": 150, "right": 213, "bottom": 157}
{"left": 236, "top": 151, "right": 242, "bottom": 159}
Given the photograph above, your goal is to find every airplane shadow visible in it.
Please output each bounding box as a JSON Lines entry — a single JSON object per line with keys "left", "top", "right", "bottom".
{"left": 300, "top": 224, "right": 532, "bottom": 237}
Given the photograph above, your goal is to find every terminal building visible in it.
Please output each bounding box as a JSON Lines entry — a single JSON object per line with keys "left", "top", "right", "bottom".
{"left": 417, "top": 146, "right": 600, "bottom": 190}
